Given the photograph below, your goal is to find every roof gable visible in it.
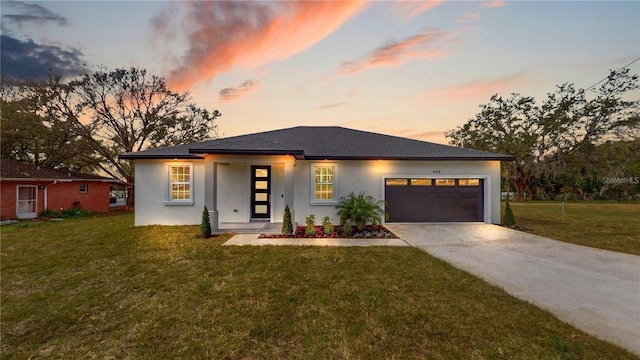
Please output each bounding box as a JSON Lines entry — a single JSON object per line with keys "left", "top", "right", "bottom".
{"left": 119, "top": 126, "right": 514, "bottom": 161}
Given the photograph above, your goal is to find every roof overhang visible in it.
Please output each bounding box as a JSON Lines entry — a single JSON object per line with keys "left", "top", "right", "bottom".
{"left": 118, "top": 154, "right": 204, "bottom": 160}
{"left": 119, "top": 147, "right": 515, "bottom": 162}
{"left": 303, "top": 155, "right": 516, "bottom": 161}
{"left": 0, "top": 178, "right": 120, "bottom": 182}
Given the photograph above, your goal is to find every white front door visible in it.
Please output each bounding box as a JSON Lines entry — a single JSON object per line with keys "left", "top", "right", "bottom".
{"left": 16, "top": 186, "right": 37, "bottom": 219}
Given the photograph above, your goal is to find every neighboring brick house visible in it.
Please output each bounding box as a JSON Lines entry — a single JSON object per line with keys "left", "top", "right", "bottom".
{"left": 1, "top": 160, "right": 120, "bottom": 220}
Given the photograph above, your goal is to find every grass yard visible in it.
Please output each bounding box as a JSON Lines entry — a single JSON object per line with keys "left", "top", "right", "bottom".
{"left": 1, "top": 213, "right": 636, "bottom": 359}
{"left": 505, "top": 201, "right": 640, "bottom": 255}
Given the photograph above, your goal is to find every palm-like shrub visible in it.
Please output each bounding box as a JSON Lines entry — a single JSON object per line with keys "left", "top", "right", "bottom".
{"left": 322, "top": 216, "right": 333, "bottom": 235}
{"left": 305, "top": 214, "right": 316, "bottom": 236}
{"left": 336, "top": 192, "right": 387, "bottom": 231}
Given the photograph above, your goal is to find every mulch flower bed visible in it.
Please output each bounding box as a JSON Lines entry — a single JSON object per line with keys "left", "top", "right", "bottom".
{"left": 259, "top": 225, "right": 397, "bottom": 239}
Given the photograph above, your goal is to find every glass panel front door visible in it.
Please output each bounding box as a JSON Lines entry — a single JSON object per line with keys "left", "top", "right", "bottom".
{"left": 251, "top": 165, "right": 271, "bottom": 219}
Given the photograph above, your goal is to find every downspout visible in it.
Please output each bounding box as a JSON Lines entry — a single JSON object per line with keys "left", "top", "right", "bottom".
{"left": 43, "top": 180, "right": 65, "bottom": 211}
{"left": 43, "top": 180, "right": 58, "bottom": 211}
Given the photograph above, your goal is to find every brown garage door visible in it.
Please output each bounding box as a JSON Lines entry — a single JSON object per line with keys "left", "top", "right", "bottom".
{"left": 385, "top": 178, "right": 484, "bottom": 222}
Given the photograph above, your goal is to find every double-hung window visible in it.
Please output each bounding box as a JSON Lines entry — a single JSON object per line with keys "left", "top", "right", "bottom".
{"left": 166, "top": 163, "right": 193, "bottom": 205}
{"left": 311, "top": 163, "right": 337, "bottom": 203}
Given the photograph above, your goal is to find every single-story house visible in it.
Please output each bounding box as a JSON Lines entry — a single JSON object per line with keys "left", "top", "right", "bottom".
{"left": 120, "top": 126, "right": 514, "bottom": 229}
{"left": 0, "top": 160, "right": 120, "bottom": 220}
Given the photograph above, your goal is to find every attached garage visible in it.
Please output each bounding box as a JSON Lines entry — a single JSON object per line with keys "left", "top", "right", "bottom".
{"left": 385, "top": 178, "right": 484, "bottom": 222}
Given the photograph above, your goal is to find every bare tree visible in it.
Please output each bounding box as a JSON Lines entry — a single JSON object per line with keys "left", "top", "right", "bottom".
{"left": 75, "top": 67, "right": 221, "bottom": 183}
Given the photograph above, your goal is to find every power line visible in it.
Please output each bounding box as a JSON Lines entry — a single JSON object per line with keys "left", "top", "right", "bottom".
{"left": 584, "top": 57, "right": 640, "bottom": 91}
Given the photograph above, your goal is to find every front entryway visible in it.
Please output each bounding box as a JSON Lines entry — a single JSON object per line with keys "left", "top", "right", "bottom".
{"left": 250, "top": 165, "right": 271, "bottom": 219}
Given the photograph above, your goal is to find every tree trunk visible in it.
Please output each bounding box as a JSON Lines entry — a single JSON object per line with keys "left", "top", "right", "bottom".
{"left": 125, "top": 176, "right": 134, "bottom": 208}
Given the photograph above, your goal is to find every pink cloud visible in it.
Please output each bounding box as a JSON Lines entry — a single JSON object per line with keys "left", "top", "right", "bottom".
{"left": 393, "top": 0, "right": 444, "bottom": 19}
{"left": 153, "top": 1, "right": 367, "bottom": 91}
{"left": 218, "top": 80, "right": 262, "bottom": 103}
{"left": 423, "top": 73, "right": 530, "bottom": 103}
{"left": 387, "top": 128, "right": 447, "bottom": 143}
{"left": 338, "top": 29, "right": 448, "bottom": 75}
{"left": 406, "top": 131, "right": 448, "bottom": 144}
{"left": 480, "top": 1, "right": 507, "bottom": 8}
{"left": 456, "top": 12, "right": 480, "bottom": 23}
{"left": 318, "top": 101, "right": 348, "bottom": 110}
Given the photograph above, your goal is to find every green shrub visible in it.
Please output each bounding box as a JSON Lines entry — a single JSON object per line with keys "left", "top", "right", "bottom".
{"left": 336, "top": 192, "right": 387, "bottom": 231}
{"left": 41, "top": 208, "right": 57, "bottom": 218}
{"left": 340, "top": 218, "right": 353, "bottom": 236}
{"left": 503, "top": 202, "right": 516, "bottom": 226}
{"left": 305, "top": 214, "right": 316, "bottom": 236}
{"left": 321, "top": 216, "right": 333, "bottom": 235}
{"left": 201, "top": 206, "right": 212, "bottom": 238}
{"left": 41, "top": 207, "right": 91, "bottom": 219}
{"left": 282, "top": 205, "right": 294, "bottom": 235}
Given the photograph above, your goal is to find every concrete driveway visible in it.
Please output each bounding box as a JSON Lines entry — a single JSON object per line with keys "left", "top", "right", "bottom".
{"left": 385, "top": 223, "right": 640, "bottom": 356}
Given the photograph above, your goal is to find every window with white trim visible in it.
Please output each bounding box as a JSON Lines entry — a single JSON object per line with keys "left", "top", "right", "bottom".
{"left": 167, "top": 163, "right": 193, "bottom": 204}
{"left": 311, "top": 164, "right": 336, "bottom": 202}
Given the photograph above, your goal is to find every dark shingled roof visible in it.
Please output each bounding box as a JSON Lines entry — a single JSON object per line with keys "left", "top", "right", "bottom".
{"left": 1, "top": 160, "right": 116, "bottom": 181}
{"left": 119, "top": 126, "right": 514, "bottom": 161}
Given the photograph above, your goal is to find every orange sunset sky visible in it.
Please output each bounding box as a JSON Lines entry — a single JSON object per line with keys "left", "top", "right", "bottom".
{"left": 2, "top": 0, "right": 639, "bottom": 144}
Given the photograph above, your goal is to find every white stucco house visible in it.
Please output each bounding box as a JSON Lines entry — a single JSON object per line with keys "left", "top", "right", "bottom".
{"left": 119, "top": 126, "right": 514, "bottom": 229}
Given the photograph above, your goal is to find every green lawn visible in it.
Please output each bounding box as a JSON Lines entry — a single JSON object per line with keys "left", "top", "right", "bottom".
{"left": 505, "top": 201, "right": 640, "bottom": 255}
{"left": 1, "top": 213, "right": 636, "bottom": 359}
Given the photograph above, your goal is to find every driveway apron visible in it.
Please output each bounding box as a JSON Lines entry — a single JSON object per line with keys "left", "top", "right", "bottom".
{"left": 385, "top": 223, "right": 640, "bottom": 356}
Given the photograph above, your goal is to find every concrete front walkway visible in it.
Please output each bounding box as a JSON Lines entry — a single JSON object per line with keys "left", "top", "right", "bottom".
{"left": 385, "top": 223, "right": 640, "bottom": 356}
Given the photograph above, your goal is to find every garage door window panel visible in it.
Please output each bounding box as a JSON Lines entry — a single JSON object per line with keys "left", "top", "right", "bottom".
{"left": 459, "top": 179, "right": 480, "bottom": 186}
{"left": 386, "top": 178, "right": 408, "bottom": 186}
{"left": 410, "top": 179, "right": 431, "bottom": 186}
{"left": 435, "top": 179, "right": 455, "bottom": 186}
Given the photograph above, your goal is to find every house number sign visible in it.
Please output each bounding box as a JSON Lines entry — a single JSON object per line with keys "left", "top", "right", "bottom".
{"left": 432, "top": 169, "right": 441, "bottom": 174}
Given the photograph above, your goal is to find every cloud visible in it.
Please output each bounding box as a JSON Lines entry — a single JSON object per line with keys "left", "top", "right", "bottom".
{"left": 338, "top": 29, "right": 447, "bottom": 75}
{"left": 154, "top": 1, "right": 367, "bottom": 91}
{"left": 1, "top": 1, "right": 68, "bottom": 27}
{"left": 456, "top": 12, "right": 480, "bottom": 23}
{"left": 403, "top": 130, "right": 448, "bottom": 144}
{"left": 457, "top": 1, "right": 505, "bottom": 24}
{"left": 423, "top": 73, "right": 529, "bottom": 103}
{"left": 480, "top": 1, "right": 507, "bottom": 8}
{"left": 318, "top": 101, "right": 348, "bottom": 110}
{"left": 0, "top": 35, "right": 84, "bottom": 79}
{"left": 393, "top": 0, "right": 444, "bottom": 20}
{"left": 218, "top": 80, "right": 262, "bottom": 103}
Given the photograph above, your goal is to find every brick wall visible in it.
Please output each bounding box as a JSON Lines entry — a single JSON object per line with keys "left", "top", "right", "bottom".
{"left": 0, "top": 180, "right": 111, "bottom": 220}
{"left": 47, "top": 181, "right": 111, "bottom": 213}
